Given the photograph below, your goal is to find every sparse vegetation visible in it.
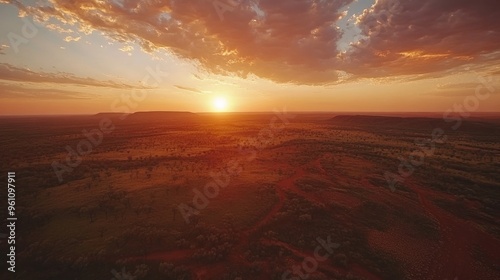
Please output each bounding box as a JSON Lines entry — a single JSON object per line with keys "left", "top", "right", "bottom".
{"left": 1, "top": 113, "right": 499, "bottom": 280}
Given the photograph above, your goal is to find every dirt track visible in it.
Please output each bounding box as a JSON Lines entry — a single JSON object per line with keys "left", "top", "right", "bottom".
{"left": 129, "top": 153, "right": 500, "bottom": 279}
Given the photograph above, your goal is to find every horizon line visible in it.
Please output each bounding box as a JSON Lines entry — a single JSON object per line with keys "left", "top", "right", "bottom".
{"left": 1, "top": 111, "right": 500, "bottom": 117}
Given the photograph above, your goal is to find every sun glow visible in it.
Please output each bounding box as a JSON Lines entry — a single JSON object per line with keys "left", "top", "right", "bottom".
{"left": 213, "top": 97, "right": 228, "bottom": 112}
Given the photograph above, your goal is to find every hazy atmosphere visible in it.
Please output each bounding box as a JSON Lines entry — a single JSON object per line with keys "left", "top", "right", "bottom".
{"left": 1, "top": 1, "right": 499, "bottom": 280}
{"left": 1, "top": 0, "right": 499, "bottom": 114}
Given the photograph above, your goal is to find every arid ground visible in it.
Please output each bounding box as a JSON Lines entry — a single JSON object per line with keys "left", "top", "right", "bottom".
{"left": 1, "top": 112, "right": 499, "bottom": 280}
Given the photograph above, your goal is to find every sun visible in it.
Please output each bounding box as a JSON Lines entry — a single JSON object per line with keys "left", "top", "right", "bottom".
{"left": 213, "top": 97, "right": 228, "bottom": 112}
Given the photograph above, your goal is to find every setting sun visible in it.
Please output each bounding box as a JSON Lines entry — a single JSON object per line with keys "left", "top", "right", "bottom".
{"left": 213, "top": 97, "right": 228, "bottom": 112}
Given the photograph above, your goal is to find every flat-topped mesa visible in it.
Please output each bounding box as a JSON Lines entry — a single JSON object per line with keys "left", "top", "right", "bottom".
{"left": 91, "top": 111, "right": 201, "bottom": 124}
{"left": 329, "top": 114, "right": 499, "bottom": 133}
{"left": 129, "top": 111, "right": 197, "bottom": 117}
{"left": 330, "top": 115, "right": 441, "bottom": 127}
{"left": 93, "top": 112, "right": 129, "bottom": 118}
{"left": 126, "top": 111, "right": 200, "bottom": 122}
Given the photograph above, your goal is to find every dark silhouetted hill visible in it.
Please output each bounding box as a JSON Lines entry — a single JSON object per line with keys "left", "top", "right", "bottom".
{"left": 125, "top": 111, "right": 200, "bottom": 123}
{"left": 329, "top": 115, "right": 500, "bottom": 134}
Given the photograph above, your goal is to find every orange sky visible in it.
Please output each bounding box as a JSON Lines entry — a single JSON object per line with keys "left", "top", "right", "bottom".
{"left": 0, "top": 0, "right": 499, "bottom": 115}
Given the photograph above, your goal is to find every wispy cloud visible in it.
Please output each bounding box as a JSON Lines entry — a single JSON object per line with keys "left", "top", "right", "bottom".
{"left": 45, "top": 23, "right": 73, "bottom": 33}
{"left": 437, "top": 83, "right": 481, "bottom": 90}
{"left": 426, "top": 81, "right": 499, "bottom": 97}
{"left": 64, "top": 35, "right": 81, "bottom": 42}
{"left": 0, "top": 44, "right": 8, "bottom": 55}
{"left": 0, "top": 82, "right": 93, "bottom": 99}
{"left": 174, "top": 85, "right": 203, "bottom": 94}
{"left": 119, "top": 45, "right": 134, "bottom": 52}
{"left": 0, "top": 63, "right": 145, "bottom": 89}
{"left": 119, "top": 45, "right": 134, "bottom": 56}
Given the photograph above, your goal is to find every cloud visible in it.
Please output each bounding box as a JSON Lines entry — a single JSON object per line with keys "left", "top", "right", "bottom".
{"left": 490, "top": 69, "right": 500, "bottom": 76}
{"left": 0, "top": 44, "right": 8, "bottom": 55}
{"left": 174, "top": 85, "right": 203, "bottom": 94}
{"left": 6, "top": 0, "right": 500, "bottom": 85}
{"left": 344, "top": 0, "right": 500, "bottom": 78}
{"left": 14, "top": 0, "right": 353, "bottom": 85}
{"left": 45, "top": 23, "right": 73, "bottom": 33}
{"left": 64, "top": 35, "right": 81, "bottom": 42}
{"left": 427, "top": 80, "right": 500, "bottom": 97}
{"left": 423, "top": 89, "right": 476, "bottom": 97}
{"left": 0, "top": 63, "right": 146, "bottom": 89}
{"left": 437, "top": 83, "right": 481, "bottom": 90}
{"left": 119, "top": 45, "right": 134, "bottom": 55}
{"left": 119, "top": 45, "right": 134, "bottom": 52}
{"left": 0, "top": 82, "right": 93, "bottom": 99}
